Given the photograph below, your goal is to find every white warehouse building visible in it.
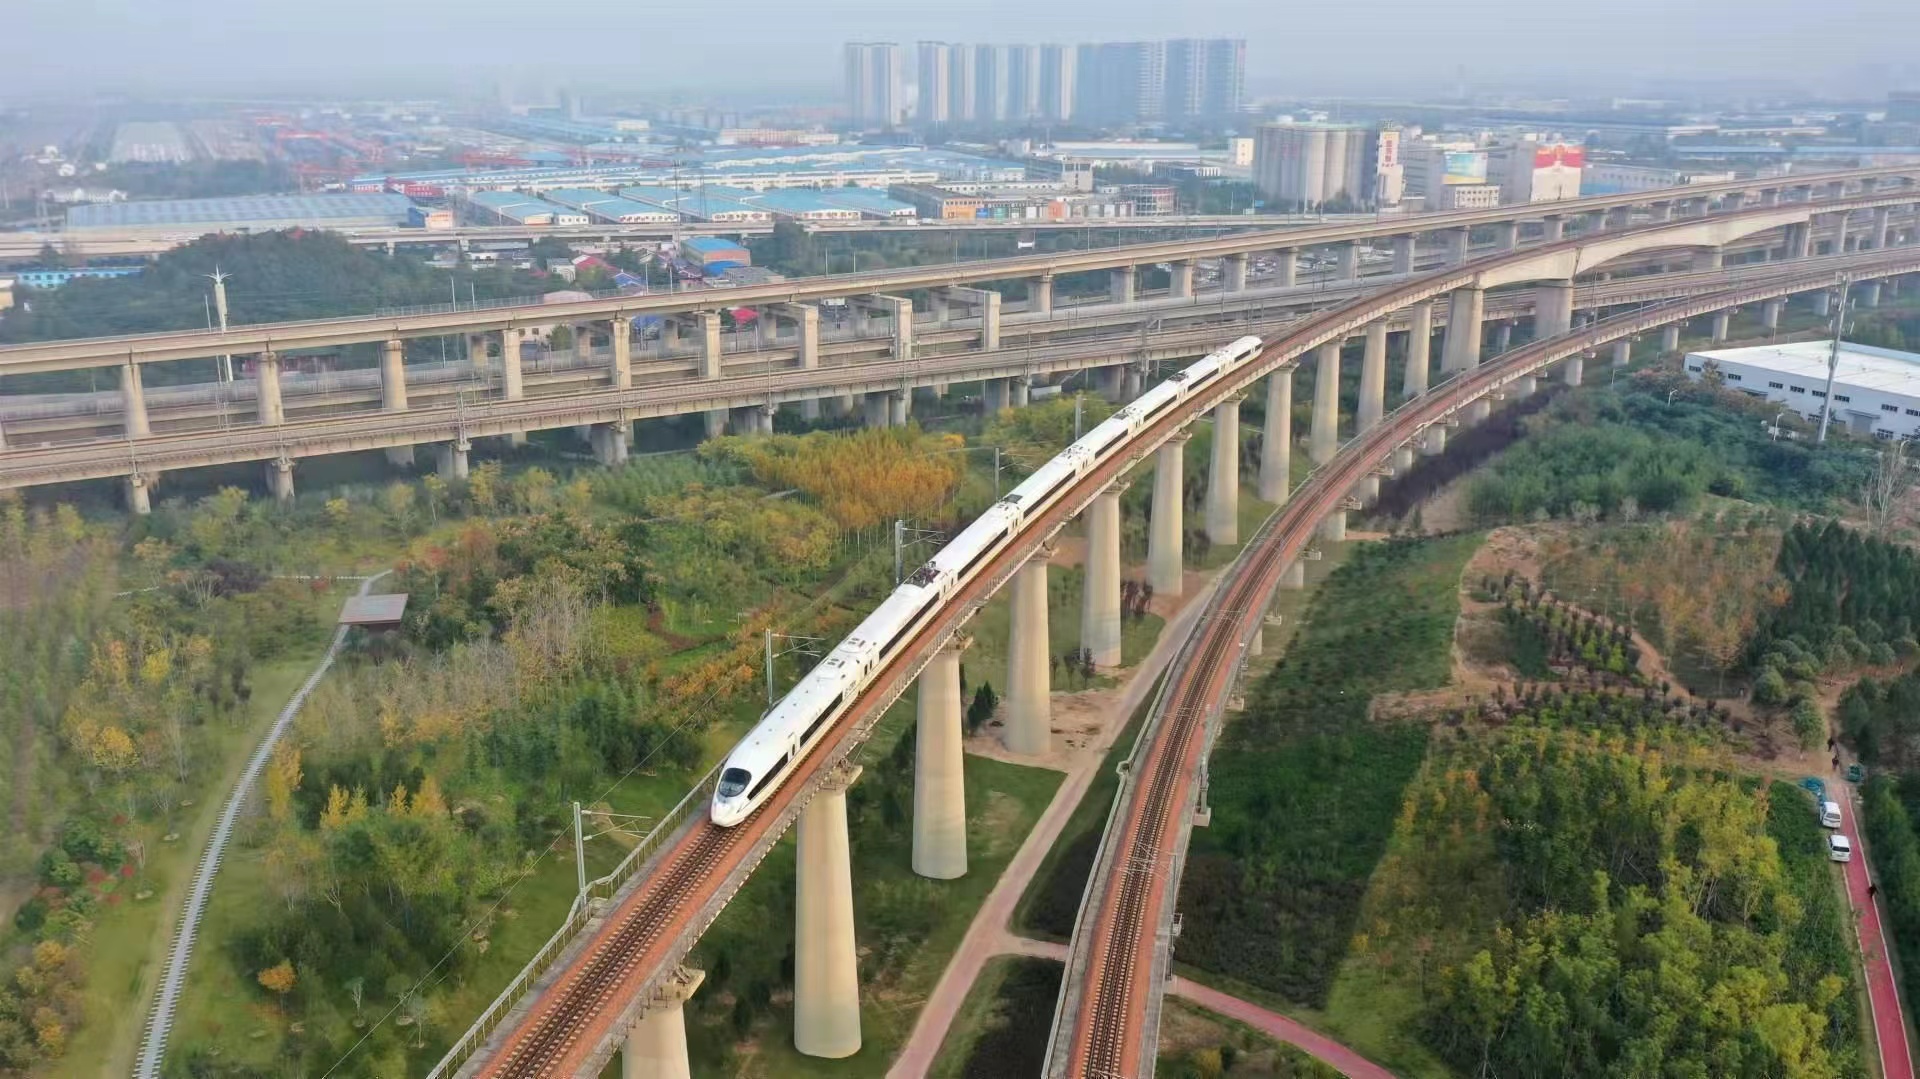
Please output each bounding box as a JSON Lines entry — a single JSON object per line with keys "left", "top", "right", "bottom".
{"left": 1685, "top": 340, "right": 1920, "bottom": 440}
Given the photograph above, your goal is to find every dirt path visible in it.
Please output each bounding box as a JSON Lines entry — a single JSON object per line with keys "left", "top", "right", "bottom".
{"left": 886, "top": 575, "right": 1221, "bottom": 1079}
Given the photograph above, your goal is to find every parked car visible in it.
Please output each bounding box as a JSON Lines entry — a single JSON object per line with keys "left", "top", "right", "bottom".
{"left": 1829, "top": 834, "right": 1853, "bottom": 862}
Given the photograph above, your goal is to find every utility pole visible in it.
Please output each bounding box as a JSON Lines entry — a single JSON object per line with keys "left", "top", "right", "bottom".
{"left": 1073, "top": 393, "right": 1084, "bottom": 441}
{"left": 572, "top": 801, "right": 586, "bottom": 897}
{"left": 893, "top": 519, "right": 947, "bottom": 586}
{"left": 204, "top": 266, "right": 233, "bottom": 383}
{"left": 1817, "top": 274, "right": 1851, "bottom": 445}
{"left": 764, "top": 628, "right": 824, "bottom": 706}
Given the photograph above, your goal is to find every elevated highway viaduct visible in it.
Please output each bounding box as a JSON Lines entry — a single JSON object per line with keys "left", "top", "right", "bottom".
{"left": 388, "top": 201, "right": 1919, "bottom": 1078}
{"left": 3, "top": 174, "right": 1917, "bottom": 510}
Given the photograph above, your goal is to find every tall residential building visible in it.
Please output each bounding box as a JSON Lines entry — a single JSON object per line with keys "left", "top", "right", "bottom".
{"left": 1039, "top": 44, "right": 1077, "bottom": 122}
{"left": 1077, "top": 41, "right": 1166, "bottom": 125}
{"left": 1253, "top": 122, "right": 1371, "bottom": 208}
{"left": 1005, "top": 45, "right": 1042, "bottom": 122}
{"left": 917, "top": 41, "right": 956, "bottom": 124}
{"left": 844, "top": 42, "right": 904, "bottom": 128}
{"left": 1163, "top": 39, "right": 1245, "bottom": 122}
{"left": 950, "top": 45, "right": 979, "bottom": 124}
{"left": 975, "top": 45, "right": 1009, "bottom": 123}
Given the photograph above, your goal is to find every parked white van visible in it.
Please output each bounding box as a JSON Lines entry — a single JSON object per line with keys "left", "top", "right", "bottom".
{"left": 1821, "top": 800, "right": 1843, "bottom": 828}
{"left": 1829, "top": 834, "right": 1853, "bottom": 862}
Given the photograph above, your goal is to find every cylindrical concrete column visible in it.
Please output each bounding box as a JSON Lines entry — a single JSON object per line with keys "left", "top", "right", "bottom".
{"left": 1032, "top": 274, "right": 1054, "bottom": 316}
{"left": 794, "top": 766, "right": 862, "bottom": 1059}
{"left": 1861, "top": 281, "right": 1883, "bottom": 308}
{"left": 1467, "top": 398, "right": 1492, "bottom": 424}
{"left": 1442, "top": 287, "right": 1485, "bottom": 371}
{"left": 436, "top": 440, "right": 471, "bottom": 481}
{"left": 863, "top": 393, "right": 891, "bottom": 429}
{"left": 1258, "top": 369, "right": 1292, "bottom": 505}
{"left": 1004, "top": 553, "right": 1052, "bottom": 756}
{"left": 1391, "top": 235, "right": 1416, "bottom": 275}
{"left": 624, "top": 968, "right": 704, "bottom": 1079}
{"left": 1542, "top": 215, "right": 1566, "bottom": 242}
{"left": 1613, "top": 339, "right": 1632, "bottom": 368}
{"left": 1443, "top": 228, "right": 1469, "bottom": 264}
{"left": 1711, "top": 310, "right": 1731, "bottom": 344}
{"left": 1403, "top": 303, "right": 1432, "bottom": 398}
{"left": 984, "top": 378, "right": 1010, "bottom": 414}
{"left": 125, "top": 473, "right": 153, "bottom": 515}
{"left": 1562, "top": 354, "right": 1585, "bottom": 387}
{"left": 888, "top": 391, "right": 910, "bottom": 427}
{"left": 1081, "top": 483, "right": 1126, "bottom": 668}
{"left": 502, "top": 332, "right": 525, "bottom": 401}
{"left": 1493, "top": 220, "right": 1519, "bottom": 252}
{"left": 380, "top": 338, "right": 409, "bottom": 411}
{"left": 267, "top": 456, "right": 295, "bottom": 504}
{"left": 1280, "top": 561, "right": 1305, "bottom": 589}
{"left": 1309, "top": 342, "right": 1341, "bottom": 465}
{"left": 1423, "top": 425, "right": 1447, "bottom": 456}
{"left": 1010, "top": 378, "right": 1031, "bottom": 408}
{"left": 1205, "top": 398, "right": 1242, "bottom": 545}
{"left": 1095, "top": 366, "right": 1126, "bottom": 402}
{"left": 1493, "top": 322, "right": 1513, "bottom": 354}
{"left": 611, "top": 317, "right": 632, "bottom": 389}
{"left": 255, "top": 352, "right": 284, "bottom": 426}
{"left": 1275, "top": 249, "right": 1297, "bottom": 288}
{"left": 1335, "top": 242, "right": 1359, "bottom": 280}
{"left": 1322, "top": 508, "right": 1347, "bottom": 542}
{"left": 1223, "top": 253, "right": 1248, "bottom": 292}
{"left": 1169, "top": 260, "right": 1194, "bottom": 299}
{"left": 1762, "top": 299, "right": 1784, "bottom": 329}
{"left": 122, "top": 362, "right": 151, "bottom": 438}
{"left": 1149, "top": 435, "right": 1188, "bottom": 596}
{"left": 1512, "top": 375, "right": 1537, "bottom": 400}
{"left": 1357, "top": 320, "right": 1387, "bottom": 434}
{"left": 1109, "top": 266, "right": 1136, "bottom": 304}
{"left": 1697, "top": 247, "right": 1724, "bottom": 272}
{"left": 913, "top": 638, "right": 968, "bottom": 880}
{"left": 1394, "top": 444, "right": 1415, "bottom": 473}
{"left": 1536, "top": 281, "right": 1574, "bottom": 340}
{"left": 1661, "top": 323, "right": 1682, "bottom": 353}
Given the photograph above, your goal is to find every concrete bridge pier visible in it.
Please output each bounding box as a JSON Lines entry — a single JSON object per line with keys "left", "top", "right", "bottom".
{"left": 1122, "top": 363, "right": 1144, "bottom": 400}
{"left": 1492, "top": 322, "right": 1513, "bottom": 354}
{"left": 1403, "top": 303, "right": 1433, "bottom": 398}
{"left": 1223, "top": 253, "right": 1248, "bottom": 292}
{"left": 794, "top": 763, "right": 863, "bottom": 1060}
{"left": 1861, "top": 280, "right": 1883, "bottom": 308}
{"left": 1169, "top": 260, "right": 1194, "bottom": 299}
{"left": 984, "top": 378, "right": 1011, "bottom": 415}
{"left": 591, "top": 422, "right": 631, "bottom": 465}
{"left": 1871, "top": 207, "right": 1892, "bottom": 249}
{"left": 1613, "top": 339, "right": 1634, "bottom": 369}
{"left": 1786, "top": 222, "right": 1813, "bottom": 259}
{"left": 1492, "top": 220, "right": 1520, "bottom": 252}
{"left": 1394, "top": 444, "right": 1416, "bottom": 473}
{"left": 1095, "top": 365, "right": 1126, "bottom": 402}
{"left": 1335, "top": 242, "right": 1360, "bottom": 280}
{"left": 888, "top": 390, "right": 911, "bottom": 427}
{"left": 863, "top": 393, "right": 892, "bottom": 428}
{"left": 1813, "top": 290, "right": 1833, "bottom": 318}
{"left": 1762, "top": 299, "right": 1785, "bottom": 330}
{"left": 1542, "top": 215, "right": 1567, "bottom": 241}
{"left": 125, "top": 472, "right": 154, "bottom": 515}
{"left": 1081, "top": 481, "right": 1128, "bottom": 669}
{"left": 1206, "top": 396, "right": 1243, "bottom": 545}
{"left": 267, "top": 456, "right": 295, "bottom": 504}
{"left": 1356, "top": 473, "right": 1380, "bottom": 506}
{"left": 380, "top": 339, "right": 413, "bottom": 467}
{"left": 704, "top": 410, "right": 727, "bottom": 440}
{"left": 1467, "top": 398, "right": 1492, "bottom": 424}
{"left": 1323, "top": 508, "right": 1347, "bottom": 542}
{"left": 1391, "top": 234, "right": 1416, "bottom": 275}
{"left": 1662, "top": 323, "right": 1683, "bottom": 353}
{"left": 610, "top": 317, "right": 632, "bottom": 390}
{"left": 1696, "top": 246, "right": 1725, "bottom": 272}
{"left": 1535, "top": 281, "right": 1575, "bottom": 340}
{"left": 1512, "top": 374, "right": 1537, "bottom": 400}
{"left": 1280, "top": 561, "right": 1306, "bottom": 589}
{"left": 913, "top": 635, "right": 970, "bottom": 880}
{"left": 1258, "top": 368, "right": 1293, "bottom": 505}
{"left": 1442, "top": 228, "right": 1469, "bottom": 264}
{"left": 1309, "top": 342, "right": 1341, "bottom": 465}
{"left": 1711, "top": 310, "right": 1732, "bottom": 344}
{"left": 1149, "top": 434, "right": 1189, "bottom": 596}
{"left": 1004, "top": 548, "right": 1054, "bottom": 756}
{"left": 1031, "top": 274, "right": 1054, "bottom": 316}
{"left": 1110, "top": 266, "right": 1136, "bottom": 304}
{"left": 1423, "top": 425, "right": 1447, "bottom": 456}
{"left": 799, "top": 398, "right": 822, "bottom": 422}
{"left": 1563, "top": 353, "right": 1585, "bottom": 387}
{"left": 1357, "top": 320, "right": 1387, "bottom": 434}
{"left": 436, "top": 439, "right": 471, "bottom": 481}
{"left": 623, "top": 967, "right": 704, "bottom": 1079}
{"left": 1010, "top": 378, "right": 1031, "bottom": 408}
{"left": 1273, "top": 248, "right": 1298, "bottom": 288}
{"left": 122, "top": 362, "right": 151, "bottom": 438}
{"left": 254, "top": 352, "right": 284, "bottom": 426}
{"left": 1442, "top": 287, "right": 1485, "bottom": 372}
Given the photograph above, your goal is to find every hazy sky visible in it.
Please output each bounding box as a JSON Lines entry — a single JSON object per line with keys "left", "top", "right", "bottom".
{"left": 7, "top": 0, "right": 1917, "bottom": 100}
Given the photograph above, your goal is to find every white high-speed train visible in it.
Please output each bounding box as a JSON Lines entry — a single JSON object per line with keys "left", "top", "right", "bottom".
{"left": 710, "top": 335, "right": 1266, "bottom": 826}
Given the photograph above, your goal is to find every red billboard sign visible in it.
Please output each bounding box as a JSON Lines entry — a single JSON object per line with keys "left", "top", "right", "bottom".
{"left": 1533, "top": 144, "right": 1584, "bottom": 170}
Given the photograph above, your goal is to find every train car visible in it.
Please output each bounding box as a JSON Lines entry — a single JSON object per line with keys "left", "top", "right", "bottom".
{"left": 710, "top": 333, "right": 1269, "bottom": 828}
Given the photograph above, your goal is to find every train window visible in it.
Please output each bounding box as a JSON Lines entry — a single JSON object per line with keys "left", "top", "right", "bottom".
{"left": 748, "top": 754, "right": 791, "bottom": 800}
{"left": 718, "top": 768, "right": 751, "bottom": 798}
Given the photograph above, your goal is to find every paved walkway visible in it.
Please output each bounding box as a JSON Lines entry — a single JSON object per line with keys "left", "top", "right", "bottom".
{"left": 1840, "top": 781, "right": 1915, "bottom": 1079}
{"left": 885, "top": 579, "right": 1218, "bottom": 1079}
{"left": 134, "top": 572, "right": 391, "bottom": 1079}
{"left": 1167, "top": 977, "right": 1398, "bottom": 1079}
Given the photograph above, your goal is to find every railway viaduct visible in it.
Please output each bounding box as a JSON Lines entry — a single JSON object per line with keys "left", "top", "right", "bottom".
{"left": 382, "top": 196, "right": 1920, "bottom": 1079}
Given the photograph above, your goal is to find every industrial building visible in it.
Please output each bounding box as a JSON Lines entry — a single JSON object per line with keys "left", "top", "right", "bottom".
{"left": 618, "top": 186, "right": 773, "bottom": 222}
{"left": 1685, "top": 340, "right": 1920, "bottom": 440}
{"left": 1252, "top": 122, "right": 1371, "bottom": 209}
{"left": 9, "top": 266, "right": 145, "bottom": 289}
{"left": 540, "top": 189, "right": 681, "bottom": 224}
{"left": 682, "top": 237, "right": 750, "bottom": 273}
{"left": 888, "top": 182, "right": 1135, "bottom": 221}
{"left": 1582, "top": 162, "right": 1735, "bottom": 195}
{"left": 463, "top": 191, "right": 590, "bottom": 226}
{"left": 352, "top": 146, "right": 961, "bottom": 197}
{"left": 64, "top": 193, "right": 417, "bottom": 237}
